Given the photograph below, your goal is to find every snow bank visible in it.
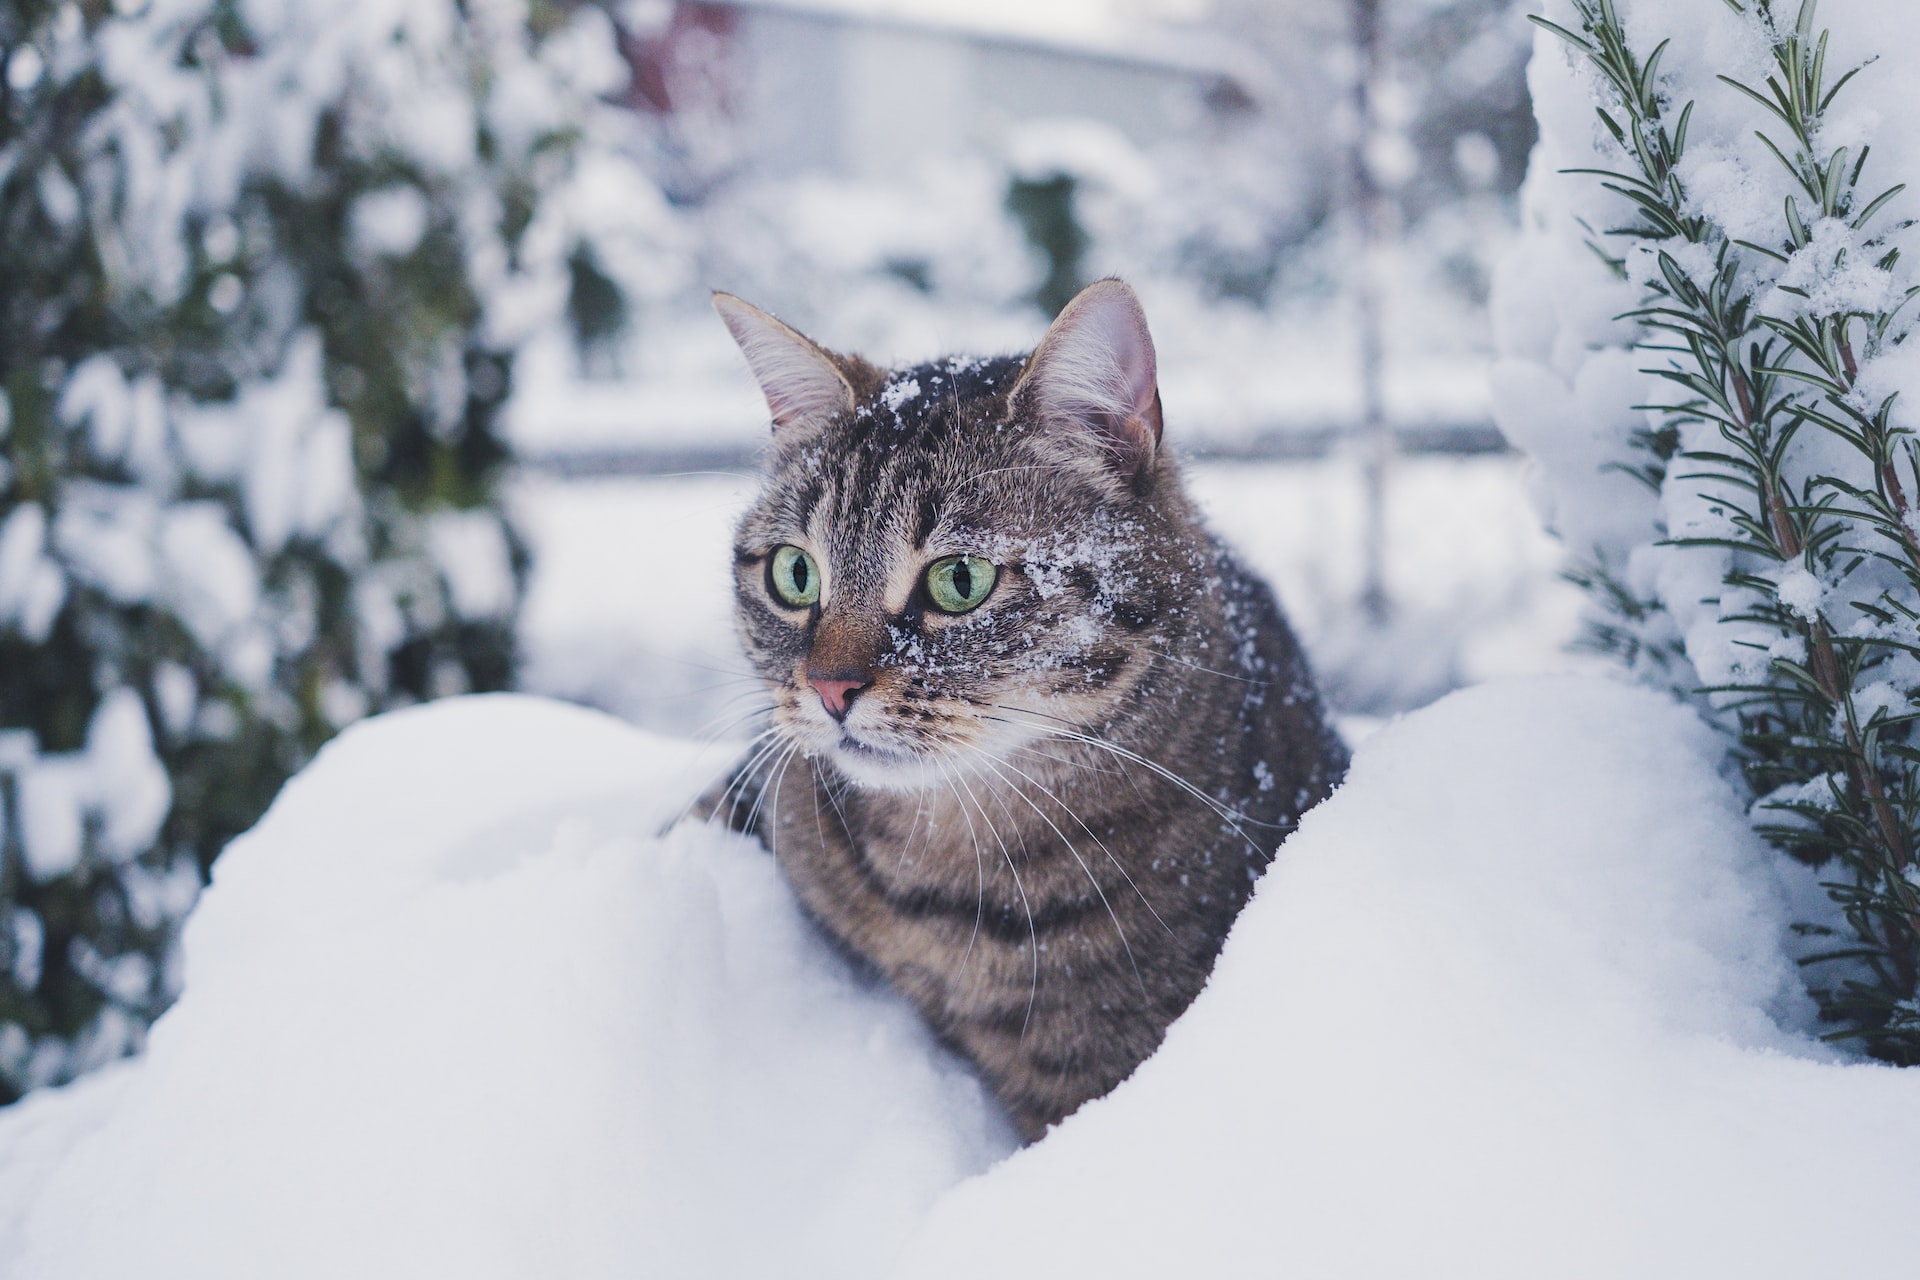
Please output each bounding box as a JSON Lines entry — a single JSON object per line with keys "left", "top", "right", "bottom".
{"left": 9, "top": 679, "right": 1920, "bottom": 1276}
{"left": 898, "top": 677, "right": 1920, "bottom": 1278}
{"left": 0, "top": 697, "right": 1012, "bottom": 1280}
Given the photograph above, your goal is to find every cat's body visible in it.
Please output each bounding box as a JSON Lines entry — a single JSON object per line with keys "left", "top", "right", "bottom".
{"left": 699, "top": 281, "right": 1346, "bottom": 1140}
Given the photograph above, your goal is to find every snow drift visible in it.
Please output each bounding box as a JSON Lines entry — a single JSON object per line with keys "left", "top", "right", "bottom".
{"left": 899, "top": 678, "right": 1920, "bottom": 1277}
{"left": 5, "top": 678, "right": 1920, "bottom": 1276}
{"left": 0, "top": 697, "right": 1014, "bottom": 1279}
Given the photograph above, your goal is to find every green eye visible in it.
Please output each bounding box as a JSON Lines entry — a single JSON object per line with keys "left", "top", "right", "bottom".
{"left": 925, "top": 555, "right": 997, "bottom": 614}
{"left": 768, "top": 545, "right": 821, "bottom": 607}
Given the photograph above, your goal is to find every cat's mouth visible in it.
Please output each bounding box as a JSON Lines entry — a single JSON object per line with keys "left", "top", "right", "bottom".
{"left": 836, "top": 733, "right": 905, "bottom": 761}
{"left": 814, "top": 725, "right": 949, "bottom": 792}
{"left": 829, "top": 731, "right": 926, "bottom": 783}
{"left": 781, "top": 687, "right": 1044, "bottom": 792}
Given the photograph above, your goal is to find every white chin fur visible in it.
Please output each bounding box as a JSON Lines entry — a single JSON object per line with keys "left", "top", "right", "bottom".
{"left": 822, "top": 727, "right": 1050, "bottom": 794}
{"left": 822, "top": 740, "right": 945, "bottom": 792}
{"left": 781, "top": 704, "right": 1048, "bottom": 793}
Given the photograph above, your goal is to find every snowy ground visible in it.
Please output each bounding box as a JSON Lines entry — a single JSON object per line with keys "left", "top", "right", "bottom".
{"left": 5, "top": 677, "right": 1919, "bottom": 1276}
{"left": 0, "top": 697, "right": 1013, "bottom": 1278}
{"left": 7, "top": 440, "right": 1915, "bottom": 1275}
{"left": 512, "top": 452, "right": 1590, "bottom": 738}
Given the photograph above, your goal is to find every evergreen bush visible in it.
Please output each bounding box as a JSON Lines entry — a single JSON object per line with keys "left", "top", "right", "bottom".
{"left": 1531, "top": 0, "right": 1920, "bottom": 1057}
{"left": 0, "top": 0, "right": 637, "bottom": 1101}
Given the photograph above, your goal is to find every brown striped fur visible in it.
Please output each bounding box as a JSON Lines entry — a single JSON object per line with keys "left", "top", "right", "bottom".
{"left": 696, "top": 281, "right": 1347, "bottom": 1140}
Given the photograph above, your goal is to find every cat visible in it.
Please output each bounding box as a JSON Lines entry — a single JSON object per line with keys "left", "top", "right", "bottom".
{"left": 696, "top": 279, "right": 1348, "bottom": 1141}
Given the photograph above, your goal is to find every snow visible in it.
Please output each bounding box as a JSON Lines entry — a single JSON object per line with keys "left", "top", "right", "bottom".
{"left": 350, "top": 185, "right": 432, "bottom": 259}
{"left": 1775, "top": 565, "right": 1825, "bottom": 624}
{"left": 157, "top": 503, "right": 263, "bottom": 653}
{"left": 897, "top": 677, "right": 1920, "bottom": 1278}
{"left": 51, "top": 484, "right": 161, "bottom": 606}
{"left": 511, "top": 472, "right": 757, "bottom": 737}
{"left": 1772, "top": 217, "right": 1906, "bottom": 320}
{"left": 8, "top": 678, "right": 1920, "bottom": 1274}
{"left": 12, "top": 690, "right": 171, "bottom": 883}
{"left": 0, "top": 696, "right": 1013, "bottom": 1279}
{"left": 0, "top": 504, "right": 66, "bottom": 643}
{"left": 426, "top": 510, "right": 518, "bottom": 619}
{"left": 880, "top": 375, "right": 923, "bottom": 413}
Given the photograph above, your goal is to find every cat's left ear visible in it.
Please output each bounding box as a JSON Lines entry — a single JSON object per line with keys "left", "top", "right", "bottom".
{"left": 1011, "top": 278, "right": 1163, "bottom": 488}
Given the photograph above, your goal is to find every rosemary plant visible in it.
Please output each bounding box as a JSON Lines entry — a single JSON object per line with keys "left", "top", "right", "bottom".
{"left": 1534, "top": 0, "right": 1920, "bottom": 1057}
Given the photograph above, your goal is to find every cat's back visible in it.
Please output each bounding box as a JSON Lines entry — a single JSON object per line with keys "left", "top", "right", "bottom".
{"left": 1207, "top": 536, "right": 1348, "bottom": 815}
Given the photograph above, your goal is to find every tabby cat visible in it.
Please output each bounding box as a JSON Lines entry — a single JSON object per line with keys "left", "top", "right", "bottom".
{"left": 697, "top": 279, "right": 1347, "bottom": 1141}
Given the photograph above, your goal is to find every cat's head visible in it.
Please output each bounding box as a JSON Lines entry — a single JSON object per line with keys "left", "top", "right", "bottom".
{"left": 720, "top": 279, "right": 1207, "bottom": 792}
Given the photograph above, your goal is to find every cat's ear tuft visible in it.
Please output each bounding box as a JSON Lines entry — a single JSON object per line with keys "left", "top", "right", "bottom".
{"left": 712, "top": 293, "right": 856, "bottom": 433}
{"left": 1012, "top": 278, "right": 1163, "bottom": 485}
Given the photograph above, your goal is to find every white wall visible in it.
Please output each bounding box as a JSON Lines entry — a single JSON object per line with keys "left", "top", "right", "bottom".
{"left": 729, "top": 7, "right": 1213, "bottom": 179}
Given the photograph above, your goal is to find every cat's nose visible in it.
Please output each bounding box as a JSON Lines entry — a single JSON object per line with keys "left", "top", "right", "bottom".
{"left": 808, "top": 673, "right": 870, "bottom": 722}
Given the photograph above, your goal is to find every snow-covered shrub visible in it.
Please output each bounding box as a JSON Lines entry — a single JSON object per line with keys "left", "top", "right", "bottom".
{"left": 1496, "top": 0, "right": 1920, "bottom": 1056}
{"left": 0, "top": 0, "right": 650, "bottom": 1100}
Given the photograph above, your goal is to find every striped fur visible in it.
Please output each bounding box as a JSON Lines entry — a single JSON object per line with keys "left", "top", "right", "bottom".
{"left": 698, "top": 282, "right": 1347, "bottom": 1141}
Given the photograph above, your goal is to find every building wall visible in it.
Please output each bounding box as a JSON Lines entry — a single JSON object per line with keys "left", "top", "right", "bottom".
{"left": 734, "top": 8, "right": 845, "bottom": 175}
{"left": 837, "top": 22, "right": 972, "bottom": 178}
{"left": 971, "top": 43, "right": 1198, "bottom": 151}
{"left": 726, "top": 5, "right": 1216, "bottom": 180}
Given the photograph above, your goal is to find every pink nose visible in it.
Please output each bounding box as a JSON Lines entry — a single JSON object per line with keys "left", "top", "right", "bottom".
{"left": 809, "top": 675, "right": 869, "bottom": 722}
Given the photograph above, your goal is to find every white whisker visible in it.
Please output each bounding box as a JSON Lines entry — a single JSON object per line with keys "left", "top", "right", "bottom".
{"left": 667, "top": 723, "right": 783, "bottom": 831}
{"left": 985, "top": 741, "right": 1174, "bottom": 940}
{"left": 967, "top": 751, "right": 1146, "bottom": 1000}
{"left": 711, "top": 728, "right": 791, "bottom": 830}
{"left": 934, "top": 757, "right": 989, "bottom": 971}
{"left": 1140, "top": 646, "right": 1269, "bottom": 687}
{"left": 982, "top": 706, "right": 1292, "bottom": 854}
{"left": 752, "top": 739, "right": 805, "bottom": 854}
{"left": 948, "top": 756, "right": 1040, "bottom": 1032}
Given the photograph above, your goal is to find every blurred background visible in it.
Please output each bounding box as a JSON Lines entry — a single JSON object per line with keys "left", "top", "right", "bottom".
{"left": 0, "top": 0, "right": 1579, "bottom": 1100}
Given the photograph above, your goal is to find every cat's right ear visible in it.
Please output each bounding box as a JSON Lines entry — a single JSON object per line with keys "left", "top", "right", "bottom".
{"left": 712, "top": 293, "right": 856, "bottom": 434}
{"left": 1011, "top": 278, "right": 1163, "bottom": 492}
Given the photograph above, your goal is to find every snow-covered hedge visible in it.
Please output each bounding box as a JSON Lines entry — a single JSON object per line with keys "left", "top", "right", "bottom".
{"left": 5, "top": 679, "right": 1918, "bottom": 1276}
{"left": 1495, "top": 0, "right": 1920, "bottom": 1054}
{"left": 0, "top": 0, "right": 654, "bottom": 1099}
